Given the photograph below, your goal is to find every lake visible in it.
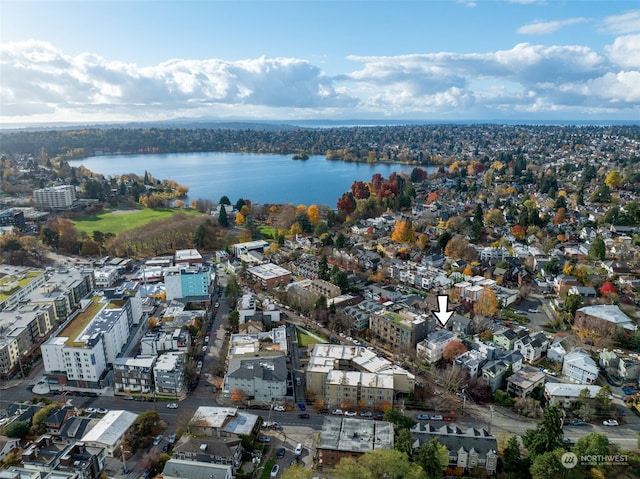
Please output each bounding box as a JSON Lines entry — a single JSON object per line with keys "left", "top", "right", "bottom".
{"left": 71, "top": 152, "right": 433, "bottom": 206}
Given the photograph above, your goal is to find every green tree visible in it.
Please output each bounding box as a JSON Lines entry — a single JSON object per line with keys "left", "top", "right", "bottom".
{"left": 563, "top": 293, "right": 583, "bottom": 317}
{"left": 529, "top": 449, "right": 568, "bottom": 479}
{"left": 594, "top": 386, "right": 612, "bottom": 413}
{"left": 227, "top": 310, "right": 240, "bottom": 333}
{"left": 281, "top": 464, "right": 314, "bottom": 479}
{"left": 318, "top": 254, "right": 330, "bottom": 281}
{"left": 225, "top": 274, "right": 242, "bottom": 302}
{"left": 219, "top": 195, "right": 231, "bottom": 205}
{"left": 503, "top": 436, "right": 531, "bottom": 479}
{"left": 136, "top": 410, "right": 161, "bottom": 437}
{"left": 193, "top": 224, "right": 206, "bottom": 248}
{"left": 335, "top": 232, "right": 346, "bottom": 249}
{"left": 218, "top": 206, "right": 229, "bottom": 227}
{"left": 334, "top": 457, "right": 371, "bottom": 479}
{"left": 3, "top": 420, "right": 30, "bottom": 438}
{"left": 395, "top": 428, "right": 414, "bottom": 459}
{"left": 416, "top": 438, "right": 448, "bottom": 479}
{"left": 588, "top": 235, "right": 606, "bottom": 261}
{"left": 522, "top": 406, "right": 563, "bottom": 456}
{"left": 330, "top": 265, "right": 349, "bottom": 292}
{"left": 573, "top": 432, "right": 611, "bottom": 459}
{"left": 383, "top": 408, "right": 417, "bottom": 430}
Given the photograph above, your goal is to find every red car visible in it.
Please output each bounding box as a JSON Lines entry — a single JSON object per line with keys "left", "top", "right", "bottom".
{"left": 443, "top": 416, "right": 456, "bottom": 422}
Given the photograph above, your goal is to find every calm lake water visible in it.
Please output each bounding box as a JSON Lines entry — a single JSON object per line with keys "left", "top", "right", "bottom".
{"left": 71, "top": 152, "right": 432, "bottom": 206}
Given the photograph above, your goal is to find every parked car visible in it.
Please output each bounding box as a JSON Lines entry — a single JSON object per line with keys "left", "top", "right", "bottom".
{"left": 359, "top": 411, "right": 373, "bottom": 417}
{"left": 297, "top": 402, "right": 306, "bottom": 411}
{"left": 86, "top": 407, "right": 97, "bottom": 414}
{"left": 153, "top": 435, "right": 163, "bottom": 446}
{"left": 277, "top": 447, "right": 286, "bottom": 459}
{"left": 162, "top": 443, "right": 169, "bottom": 452}
{"left": 571, "top": 420, "right": 588, "bottom": 426}
{"left": 528, "top": 308, "right": 539, "bottom": 313}
{"left": 430, "top": 415, "right": 443, "bottom": 421}
{"left": 270, "top": 464, "right": 279, "bottom": 477}
{"left": 344, "top": 411, "right": 357, "bottom": 417}
{"left": 331, "top": 409, "right": 344, "bottom": 415}
{"left": 298, "top": 413, "right": 310, "bottom": 419}
{"left": 96, "top": 408, "right": 108, "bottom": 414}
{"left": 318, "top": 408, "right": 330, "bottom": 415}
{"left": 167, "top": 403, "right": 178, "bottom": 409}
{"left": 294, "top": 443, "right": 303, "bottom": 455}
{"left": 258, "top": 435, "right": 271, "bottom": 443}
{"left": 168, "top": 433, "right": 176, "bottom": 444}
{"left": 416, "top": 414, "right": 430, "bottom": 420}
{"left": 443, "top": 416, "right": 456, "bottom": 422}
{"left": 274, "top": 405, "right": 286, "bottom": 412}
{"left": 374, "top": 412, "right": 385, "bottom": 420}
{"left": 562, "top": 437, "right": 576, "bottom": 445}
{"left": 603, "top": 419, "right": 619, "bottom": 426}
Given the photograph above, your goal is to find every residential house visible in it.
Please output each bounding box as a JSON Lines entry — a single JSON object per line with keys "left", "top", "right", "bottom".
{"left": 188, "top": 407, "right": 259, "bottom": 439}
{"left": 481, "top": 351, "right": 523, "bottom": 392}
{"left": 554, "top": 275, "right": 581, "bottom": 295}
{"left": 172, "top": 437, "right": 243, "bottom": 471}
{"left": 451, "top": 315, "right": 473, "bottom": 336}
{"left": 493, "top": 328, "right": 521, "bottom": 351}
{"left": 410, "top": 423, "right": 498, "bottom": 474}
{"left": 223, "top": 356, "right": 288, "bottom": 403}
{"left": 617, "top": 357, "right": 640, "bottom": 385}
{"left": 162, "top": 459, "right": 233, "bottom": 479}
{"left": 514, "top": 331, "right": 549, "bottom": 363}
{"left": 547, "top": 337, "right": 567, "bottom": 363}
{"left": 562, "top": 349, "right": 598, "bottom": 384}
{"left": 416, "top": 330, "right": 457, "bottom": 364}
{"left": 544, "top": 383, "right": 603, "bottom": 407}
{"left": 506, "top": 365, "right": 545, "bottom": 397}
{"left": 80, "top": 410, "right": 138, "bottom": 457}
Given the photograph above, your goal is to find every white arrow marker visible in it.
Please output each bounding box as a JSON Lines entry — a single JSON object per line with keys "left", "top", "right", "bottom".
{"left": 433, "top": 295, "right": 453, "bottom": 327}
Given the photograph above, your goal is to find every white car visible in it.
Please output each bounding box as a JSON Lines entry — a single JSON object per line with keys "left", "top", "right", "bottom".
{"left": 528, "top": 308, "right": 539, "bottom": 313}
{"left": 344, "top": 411, "right": 357, "bottom": 417}
{"left": 603, "top": 419, "right": 619, "bottom": 426}
{"left": 331, "top": 409, "right": 344, "bottom": 415}
{"left": 153, "top": 435, "right": 163, "bottom": 446}
{"left": 294, "top": 443, "right": 303, "bottom": 455}
{"left": 86, "top": 407, "right": 97, "bottom": 414}
{"left": 96, "top": 408, "right": 108, "bottom": 414}
{"left": 167, "top": 403, "right": 179, "bottom": 409}
{"left": 273, "top": 405, "right": 286, "bottom": 412}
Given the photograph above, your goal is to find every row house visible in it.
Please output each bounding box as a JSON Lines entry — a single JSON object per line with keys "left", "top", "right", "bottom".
{"left": 545, "top": 383, "right": 603, "bottom": 408}
{"left": 343, "top": 300, "right": 384, "bottom": 332}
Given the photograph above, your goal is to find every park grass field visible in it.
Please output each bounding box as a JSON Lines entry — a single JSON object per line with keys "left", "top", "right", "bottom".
{"left": 296, "top": 328, "right": 327, "bottom": 347}
{"left": 72, "top": 208, "right": 203, "bottom": 236}
{"left": 258, "top": 225, "right": 277, "bottom": 239}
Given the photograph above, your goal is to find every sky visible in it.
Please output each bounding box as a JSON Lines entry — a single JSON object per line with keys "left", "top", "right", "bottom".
{"left": 1, "top": 0, "right": 639, "bottom": 125}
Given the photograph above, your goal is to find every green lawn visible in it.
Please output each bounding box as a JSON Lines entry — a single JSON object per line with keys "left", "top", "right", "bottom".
{"left": 71, "top": 208, "right": 203, "bottom": 235}
{"left": 258, "top": 225, "right": 277, "bottom": 239}
{"left": 297, "top": 329, "right": 327, "bottom": 347}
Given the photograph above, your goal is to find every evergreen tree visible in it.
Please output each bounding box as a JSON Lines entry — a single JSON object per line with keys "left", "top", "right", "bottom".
{"left": 588, "top": 235, "right": 606, "bottom": 261}
{"left": 416, "top": 438, "right": 448, "bottom": 479}
{"left": 218, "top": 206, "right": 229, "bottom": 227}
{"left": 522, "top": 406, "right": 563, "bottom": 457}
{"left": 219, "top": 195, "right": 231, "bottom": 205}
{"left": 503, "top": 436, "right": 531, "bottom": 479}
{"left": 318, "top": 254, "right": 329, "bottom": 281}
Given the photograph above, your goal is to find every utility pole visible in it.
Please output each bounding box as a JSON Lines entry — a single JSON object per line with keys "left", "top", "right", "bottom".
{"left": 120, "top": 444, "right": 129, "bottom": 475}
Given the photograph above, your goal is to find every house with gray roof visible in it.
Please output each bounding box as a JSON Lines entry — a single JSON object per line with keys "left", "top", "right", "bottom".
{"left": 172, "top": 437, "right": 243, "bottom": 470}
{"left": 562, "top": 348, "right": 598, "bottom": 384}
{"left": 223, "top": 355, "right": 288, "bottom": 403}
{"left": 410, "top": 423, "right": 498, "bottom": 474}
{"left": 162, "top": 459, "right": 232, "bottom": 479}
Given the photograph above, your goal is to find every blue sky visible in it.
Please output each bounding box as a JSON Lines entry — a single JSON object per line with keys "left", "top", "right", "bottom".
{"left": 1, "top": 0, "right": 639, "bottom": 124}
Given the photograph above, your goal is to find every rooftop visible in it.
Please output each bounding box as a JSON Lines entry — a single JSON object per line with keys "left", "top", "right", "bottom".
{"left": 317, "top": 416, "right": 394, "bottom": 453}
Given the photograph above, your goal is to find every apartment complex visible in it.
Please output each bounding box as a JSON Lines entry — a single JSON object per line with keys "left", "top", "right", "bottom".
{"left": 33, "top": 185, "right": 77, "bottom": 209}
{"left": 369, "top": 310, "right": 429, "bottom": 350}
{"left": 0, "top": 266, "right": 46, "bottom": 311}
{"left": 154, "top": 351, "right": 185, "bottom": 397}
{"left": 113, "top": 355, "right": 156, "bottom": 395}
{"left": 164, "top": 264, "right": 213, "bottom": 302}
{"left": 317, "top": 417, "right": 394, "bottom": 468}
{"left": 246, "top": 264, "right": 292, "bottom": 289}
{"left": 306, "top": 344, "right": 414, "bottom": 409}
{"left": 41, "top": 292, "right": 141, "bottom": 390}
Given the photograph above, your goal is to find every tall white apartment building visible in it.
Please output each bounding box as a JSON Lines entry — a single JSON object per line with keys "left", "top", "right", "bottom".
{"left": 33, "top": 185, "right": 77, "bottom": 209}
{"left": 41, "top": 292, "right": 139, "bottom": 391}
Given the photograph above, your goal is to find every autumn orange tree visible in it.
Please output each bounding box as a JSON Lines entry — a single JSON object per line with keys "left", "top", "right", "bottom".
{"left": 391, "top": 219, "right": 415, "bottom": 244}
{"left": 231, "top": 389, "right": 245, "bottom": 404}
{"left": 474, "top": 287, "right": 498, "bottom": 317}
{"left": 443, "top": 339, "right": 467, "bottom": 363}
{"left": 307, "top": 205, "right": 320, "bottom": 225}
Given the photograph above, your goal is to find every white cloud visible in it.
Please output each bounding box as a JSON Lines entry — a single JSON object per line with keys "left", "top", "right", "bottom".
{"left": 605, "top": 34, "right": 640, "bottom": 68}
{"left": 600, "top": 9, "right": 640, "bottom": 34}
{"left": 517, "top": 17, "right": 587, "bottom": 35}
{"left": 0, "top": 38, "right": 639, "bottom": 122}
